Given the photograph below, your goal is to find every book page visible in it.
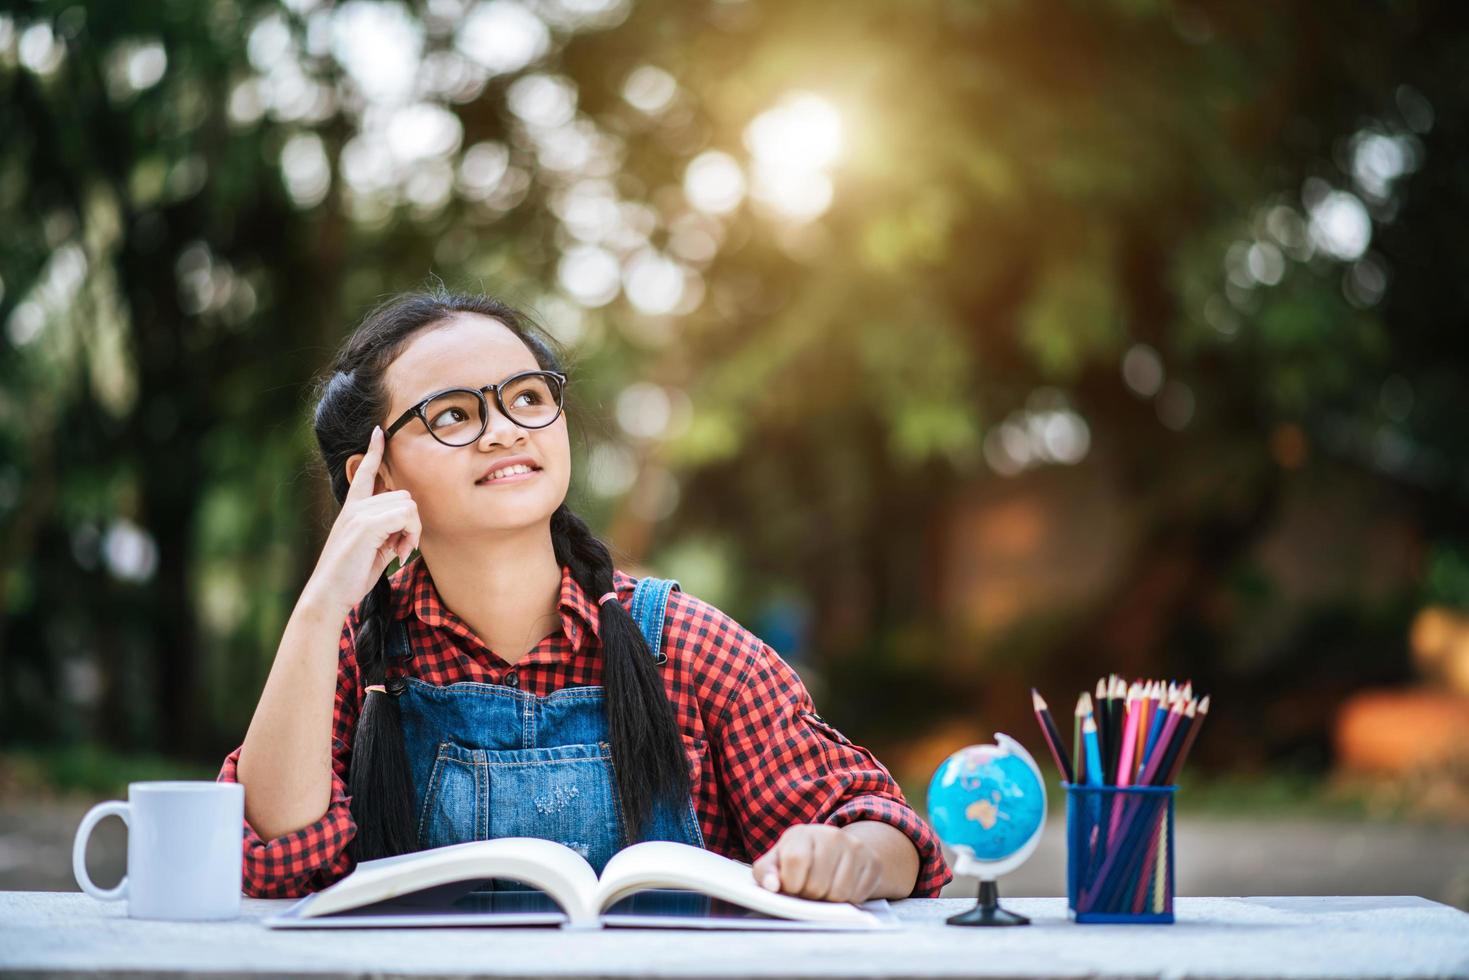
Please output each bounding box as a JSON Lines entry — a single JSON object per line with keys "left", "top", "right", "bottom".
{"left": 592, "top": 841, "right": 881, "bottom": 926}
{"left": 298, "top": 837, "right": 602, "bottom": 925}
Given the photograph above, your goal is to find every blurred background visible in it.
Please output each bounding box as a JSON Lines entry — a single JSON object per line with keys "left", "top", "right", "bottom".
{"left": 1, "top": 0, "right": 1466, "bottom": 907}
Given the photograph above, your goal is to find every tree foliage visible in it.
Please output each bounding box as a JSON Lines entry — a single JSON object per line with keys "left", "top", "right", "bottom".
{"left": 2, "top": 0, "right": 1466, "bottom": 763}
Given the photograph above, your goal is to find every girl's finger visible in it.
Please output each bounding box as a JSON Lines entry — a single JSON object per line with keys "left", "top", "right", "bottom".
{"left": 776, "top": 833, "right": 815, "bottom": 896}
{"left": 344, "top": 426, "right": 384, "bottom": 503}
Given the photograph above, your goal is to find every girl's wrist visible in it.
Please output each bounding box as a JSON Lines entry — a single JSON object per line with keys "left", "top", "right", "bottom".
{"left": 838, "top": 820, "right": 920, "bottom": 898}
{"left": 296, "top": 582, "right": 353, "bottom": 625}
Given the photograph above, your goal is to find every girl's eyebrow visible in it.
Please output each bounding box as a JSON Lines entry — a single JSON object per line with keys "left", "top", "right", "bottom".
{"left": 410, "top": 367, "right": 541, "bottom": 406}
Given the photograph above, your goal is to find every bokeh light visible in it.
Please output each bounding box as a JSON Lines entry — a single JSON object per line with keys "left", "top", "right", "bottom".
{"left": 455, "top": 0, "right": 549, "bottom": 76}
{"left": 744, "top": 92, "right": 843, "bottom": 222}
{"left": 622, "top": 64, "right": 678, "bottom": 114}
{"left": 683, "top": 151, "right": 746, "bottom": 215}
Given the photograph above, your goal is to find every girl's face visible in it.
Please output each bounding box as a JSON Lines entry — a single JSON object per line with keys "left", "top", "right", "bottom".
{"left": 362, "top": 313, "right": 572, "bottom": 536}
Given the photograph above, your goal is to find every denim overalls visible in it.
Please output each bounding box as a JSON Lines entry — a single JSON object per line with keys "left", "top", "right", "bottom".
{"left": 389, "top": 576, "right": 706, "bottom": 876}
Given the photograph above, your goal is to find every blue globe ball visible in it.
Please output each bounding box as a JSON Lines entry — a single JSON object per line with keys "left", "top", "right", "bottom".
{"left": 927, "top": 735, "right": 1047, "bottom": 871}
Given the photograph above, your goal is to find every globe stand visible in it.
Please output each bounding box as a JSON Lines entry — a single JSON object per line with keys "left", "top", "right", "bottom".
{"left": 946, "top": 878, "right": 1030, "bottom": 927}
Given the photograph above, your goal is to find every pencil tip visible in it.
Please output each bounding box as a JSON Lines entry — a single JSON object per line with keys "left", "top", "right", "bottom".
{"left": 1031, "top": 689, "right": 1046, "bottom": 710}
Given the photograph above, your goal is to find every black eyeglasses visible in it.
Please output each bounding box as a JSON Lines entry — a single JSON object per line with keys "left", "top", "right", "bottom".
{"left": 385, "top": 370, "right": 568, "bottom": 447}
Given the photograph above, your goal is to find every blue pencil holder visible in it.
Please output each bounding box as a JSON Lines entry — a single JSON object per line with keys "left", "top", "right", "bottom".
{"left": 1063, "top": 782, "right": 1176, "bottom": 924}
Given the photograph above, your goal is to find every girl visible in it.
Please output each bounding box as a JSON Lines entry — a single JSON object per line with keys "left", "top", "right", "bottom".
{"left": 217, "top": 289, "right": 952, "bottom": 903}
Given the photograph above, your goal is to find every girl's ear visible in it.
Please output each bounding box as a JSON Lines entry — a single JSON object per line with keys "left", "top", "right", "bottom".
{"left": 345, "top": 452, "right": 396, "bottom": 493}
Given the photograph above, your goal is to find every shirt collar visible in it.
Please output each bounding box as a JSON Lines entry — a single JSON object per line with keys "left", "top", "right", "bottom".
{"left": 389, "top": 558, "right": 606, "bottom": 654}
{"left": 555, "top": 561, "right": 605, "bottom": 652}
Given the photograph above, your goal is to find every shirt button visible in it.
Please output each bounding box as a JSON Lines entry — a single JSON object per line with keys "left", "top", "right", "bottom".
{"left": 503, "top": 670, "right": 519, "bottom": 688}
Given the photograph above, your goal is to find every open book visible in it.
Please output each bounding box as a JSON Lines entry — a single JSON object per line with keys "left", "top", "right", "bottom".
{"left": 261, "top": 837, "right": 897, "bottom": 931}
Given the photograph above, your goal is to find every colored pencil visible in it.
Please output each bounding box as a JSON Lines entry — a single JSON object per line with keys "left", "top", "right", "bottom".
{"left": 1127, "top": 799, "right": 1170, "bottom": 914}
{"left": 1130, "top": 805, "right": 1170, "bottom": 914}
{"left": 1152, "top": 698, "right": 1196, "bottom": 787}
{"left": 1107, "top": 676, "right": 1124, "bottom": 784}
{"left": 1082, "top": 715, "right": 1104, "bottom": 787}
{"left": 1133, "top": 682, "right": 1154, "bottom": 781}
{"left": 1157, "top": 811, "right": 1170, "bottom": 913}
{"left": 1078, "top": 711, "right": 1109, "bottom": 883}
{"left": 1141, "top": 686, "right": 1170, "bottom": 767}
{"left": 1115, "top": 684, "right": 1141, "bottom": 787}
{"left": 1106, "top": 686, "right": 1142, "bottom": 842}
{"left": 1164, "top": 695, "right": 1209, "bottom": 784}
{"left": 1138, "top": 696, "right": 1185, "bottom": 786}
{"left": 1073, "top": 692, "right": 1088, "bottom": 784}
{"left": 1031, "top": 689, "right": 1076, "bottom": 783}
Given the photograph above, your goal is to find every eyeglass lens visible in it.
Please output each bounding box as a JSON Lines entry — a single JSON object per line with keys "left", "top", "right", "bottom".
{"left": 422, "top": 374, "right": 561, "bottom": 445}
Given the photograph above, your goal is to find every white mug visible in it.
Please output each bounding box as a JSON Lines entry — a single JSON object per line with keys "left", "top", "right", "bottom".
{"left": 72, "top": 780, "right": 243, "bottom": 920}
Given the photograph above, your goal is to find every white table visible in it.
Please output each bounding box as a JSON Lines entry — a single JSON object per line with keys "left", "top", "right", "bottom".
{"left": 2, "top": 892, "right": 1466, "bottom": 978}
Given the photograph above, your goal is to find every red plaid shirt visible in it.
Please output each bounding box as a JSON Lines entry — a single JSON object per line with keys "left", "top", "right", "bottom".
{"left": 217, "top": 560, "right": 952, "bottom": 899}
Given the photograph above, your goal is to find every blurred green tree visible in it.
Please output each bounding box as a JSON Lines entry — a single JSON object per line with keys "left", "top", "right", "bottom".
{"left": 1, "top": 0, "right": 1465, "bottom": 766}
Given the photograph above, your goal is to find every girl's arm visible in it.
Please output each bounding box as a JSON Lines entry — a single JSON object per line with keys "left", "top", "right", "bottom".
{"left": 216, "top": 601, "right": 364, "bottom": 897}
{"left": 707, "top": 631, "right": 952, "bottom": 902}
{"left": 233, "top": 590, "right": 352, "bottom": 839}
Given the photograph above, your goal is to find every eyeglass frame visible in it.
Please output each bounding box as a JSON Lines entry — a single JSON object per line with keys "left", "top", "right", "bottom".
{"left": 383, "top": 369, "right": 569, "bottom": 445}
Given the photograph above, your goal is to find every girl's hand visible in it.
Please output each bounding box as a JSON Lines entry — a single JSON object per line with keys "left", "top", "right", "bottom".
{"left": 750, "top": 824, "right": 884, "bottom": 904}
{"left": 305, "top": 425, "right": 421, "bottom": 616}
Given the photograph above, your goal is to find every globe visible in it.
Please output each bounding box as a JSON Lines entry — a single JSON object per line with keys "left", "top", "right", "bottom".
{"left": 926, "top": 733, "right": 1047, "bottom": 926}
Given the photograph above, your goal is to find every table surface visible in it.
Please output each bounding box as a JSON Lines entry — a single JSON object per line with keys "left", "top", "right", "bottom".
{"left": 3, "top": 892, "right": 1467, "bottom": 979}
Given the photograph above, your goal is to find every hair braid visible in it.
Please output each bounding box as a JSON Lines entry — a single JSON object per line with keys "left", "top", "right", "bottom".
{"left": 344, "top": 574, "right": 420, "bottom": 862}
{"left": 551, "top": 504, "right": 692, "bottom": 842}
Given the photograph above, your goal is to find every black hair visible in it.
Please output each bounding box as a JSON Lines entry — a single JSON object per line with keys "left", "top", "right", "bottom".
{"left": 310, "top": 286, "right": 691, "bottom": 863}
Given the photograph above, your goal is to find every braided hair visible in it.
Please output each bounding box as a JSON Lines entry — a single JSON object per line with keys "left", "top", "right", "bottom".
{"left": 309, "top": 287, "right": 691, "bottom": 863}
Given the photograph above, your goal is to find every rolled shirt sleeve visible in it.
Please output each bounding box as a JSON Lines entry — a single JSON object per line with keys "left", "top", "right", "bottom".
{"left": 215, "top": 611, "right": 363, "bottom": 898}
{"left": 711, "top": 635, "right": 953, "bottom": 898}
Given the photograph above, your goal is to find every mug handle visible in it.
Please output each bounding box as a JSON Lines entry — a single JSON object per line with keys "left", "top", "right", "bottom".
{"left": 72, "top": 801, "right": 129, "bottom": 902}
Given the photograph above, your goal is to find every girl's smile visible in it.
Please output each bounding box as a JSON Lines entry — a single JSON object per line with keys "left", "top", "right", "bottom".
{"left": 475, "top": 455, "right": 543, "bottom": 485}
{"left": 476, "top": 466, "right": 540, "bottom": 486}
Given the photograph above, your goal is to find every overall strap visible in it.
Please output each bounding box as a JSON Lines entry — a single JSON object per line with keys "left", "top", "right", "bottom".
{"left": 381, "top": 619, "right": 412, "bottom": 695}
{"left": 628, "top": 576, "right": 681, "bottom": 666}
{"left": 394, "top": 620, "right": 414, "bottom": 660}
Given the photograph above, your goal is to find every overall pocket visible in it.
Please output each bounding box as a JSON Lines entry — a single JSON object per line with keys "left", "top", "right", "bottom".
{"left": 483, "top": 741, "right": 625, "bottom": 875}
{"left": 416, "top": 739, "right": 488, "bottom": 851}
